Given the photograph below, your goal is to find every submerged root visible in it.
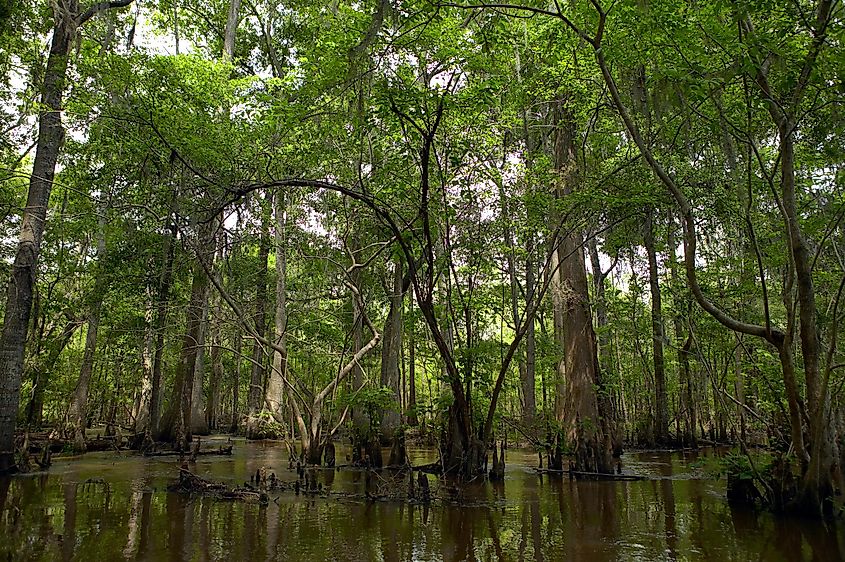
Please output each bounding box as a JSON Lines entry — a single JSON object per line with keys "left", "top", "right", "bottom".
{"left": 169, "top": 467, "right": 269, "bottom": 504}
{"left": 167, "top": 464, "right": 508, "bottom": 508}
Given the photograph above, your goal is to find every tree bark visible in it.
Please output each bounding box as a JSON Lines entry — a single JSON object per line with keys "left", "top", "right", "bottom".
{"left": 266, "top": 189, "right": 287, "bottom": 420}
{"left": 407, "top": 293, "right": 418, "bottom": 426}
{"left": 156, "top": 223, "right": 214, "bottom": 449}
{"left": 349, "top": 227, "right": 369, "bottom": 456}
{"left": 148, "top": 213, "right": 177, "bottom": 437}
{"left": 553, "top": 101, "right": 612, "bottom": 474}
{"left": 230, "top": 327, "right": 241, "bottom": 433}
{"left": 207, "top": 282, "right": 223, "bottom": 430}
{"left": 588, "top": 236, "right": 623, "bottom": 455}
{"left": 25, "top": 315, "right": 82, "bottom": 428}
{"left": 667, "top": 213, "right": 697, "bottom": 447}
{"left": 189, "top": 285, "right": 210, "bottom": 435}
{"left": 0, "top": 0, "right": 74, "bottom": 472}
{"left": 644, "top": 208, "right": 669, "bottom": 444}
{"left": 380, "top": 257, "right": 406, "bottom": 442}
{"left": 246, "top": 205, "right": 269, "bottom": 438}
{"left": 134, "top": 285, "right": 155, "bottom": 434}
{"left": 66, "top": 210, "right": 108, "bottom": 450}
{"left": 523, "top": 244, "right": 537, "bottom": 426}
{"left": 223, "top": 0, "right": 241, "bottom": 60}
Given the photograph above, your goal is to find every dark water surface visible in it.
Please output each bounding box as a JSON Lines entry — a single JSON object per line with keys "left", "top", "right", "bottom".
{"left": 1, "top": 437, "right": 842, "bottom": 561}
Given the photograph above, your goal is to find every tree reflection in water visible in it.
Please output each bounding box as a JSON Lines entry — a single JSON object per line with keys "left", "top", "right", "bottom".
{"left": 0, "top": 443, "right": 843, "bottom": 561}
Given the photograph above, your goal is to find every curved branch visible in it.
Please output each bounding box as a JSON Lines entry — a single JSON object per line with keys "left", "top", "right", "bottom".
{"left": 77, "top": 0, "right": 134, "bottom": 26}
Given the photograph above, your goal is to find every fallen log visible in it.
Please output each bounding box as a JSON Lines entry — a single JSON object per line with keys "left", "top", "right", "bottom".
{"left": 534, "top": 468, "right": 646, "bottom": 481}
{"left": 411, "top": 461, "right": 442, "bottom": 475}
{"left": 168, "top": 467, "right": 269, "bottom": 504}
{"left": 143, "top": 445, "right": 233, "bottom": 457}
{"left": 169, "top": 468, "right": 227, "bottom": 494}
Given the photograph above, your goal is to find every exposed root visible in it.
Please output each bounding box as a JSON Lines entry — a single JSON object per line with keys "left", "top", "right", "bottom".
{"left": 168, "top": 468, "right": 269, "bottom": 504}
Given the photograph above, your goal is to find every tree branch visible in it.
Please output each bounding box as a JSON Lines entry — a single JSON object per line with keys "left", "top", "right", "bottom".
{"left": 77, "top": 0, "right": 134, "bottom": 26}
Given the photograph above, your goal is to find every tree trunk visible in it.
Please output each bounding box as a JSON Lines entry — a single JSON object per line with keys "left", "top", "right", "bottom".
{"left": 156, "top": 224, "right": 214, "bottom": 449}
{"left": 266, "top": 189, "right": 287, "bottom": 420}
{"left": 66, "top": 211, "right": 108, "bottom": 450}
{"left": 380, "top": 257, "right": 405, "bottom": 442}
{"left": 207, "top": 286, "right": 223, "bottom": 431}
{"left": 778, "top": 122, "right": 835, "bottom": 515}
{"left": 349, "top": 229, "right": 369, "bottom": 457}
{"left": 134, "top": 285, "right": 155, "bottom": 434}
{"left": 407, "top": 295, "right": 418, "bottom": 427}
{"left": 200, "top": 222, "right": 227, "bottom": 433}
{"left": 246, "top": 207, "right": 269, "bottom": 439}
{"left": 734, "top": 341, "right": 746, "bottom": 443}
{"left": 667, "top": 212, "right": 696, "bottom": 447}
{"left": 222, "top": 0, "right": 241, "bottom": 60}
{"left": 230, "top": 327, "right": 241, "bottom": 433}
{"left": 644, "top": 208, "right": 669, "bottom": 444}
{"left": 588, "top": 237, "right": 623, "bottom": 455}
{"left": 189, "top": 286, "right": 210, "bottom": 435}
{"left": 0, "top": 0, "right": 74, "bottom": 473}
{"left": 553, "top": 102, "right": 612, "bottom": 474}
{"left": 549, "top": 229, "right": 567, "bottom": 469}
{"left": 149, "top": 217, "right": 177, "bottom": 437}
{"left": 25, "top": 316, "right": 81, "bottom": 428}
{"left": 499, "top": 180, "right": 532, "bottom": 425}
{"left": 523, "top": 240, "right": 537, "bottom": 427}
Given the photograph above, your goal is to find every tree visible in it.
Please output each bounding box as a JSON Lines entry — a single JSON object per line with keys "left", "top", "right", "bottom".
{"left": 0, "top": 0, "right": 134, "bottom": 473}
{"left": 550, "top": 101, "right": 612, "bottom": 474}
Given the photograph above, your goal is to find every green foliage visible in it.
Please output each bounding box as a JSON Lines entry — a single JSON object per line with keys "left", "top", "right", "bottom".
{"left": 2, "top": 0, "right": 842, "bottom": 468}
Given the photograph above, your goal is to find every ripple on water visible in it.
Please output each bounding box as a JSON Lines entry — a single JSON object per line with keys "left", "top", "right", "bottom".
{"left": 0, "top": 440, "right": 841, "bottom": 561}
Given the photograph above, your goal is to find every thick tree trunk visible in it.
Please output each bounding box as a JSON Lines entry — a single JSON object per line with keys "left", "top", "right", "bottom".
{"left": 644, "top": 208, "right": 669, "bottom": 444}
{"left": 149, "top": 219, "right": 176, "bottom": 437}
{"left": 156, "top": 224, "right": 214, "bottom": 449}
{"left": 380, "top": 257, "right": 405, "bottom": 442}
{"left": 134, "top": 286, "right": 155, "bottom": 434}
{"left": 246, "top": 209, "right": 269, "bottom": 438}
{"left": 588, "top": 237, "right": 623, "bottom": 456}
{"left": 266, "top": 189, "right": 287, "bottom": 420}
{"left": 549, "top": 231, "right": 567, "bottom": 469}
{"left": 0, "top": 1, "right": 74, "bottom": 473}
{"left": 553, "top": 103, "right": 612, "bottom": 474}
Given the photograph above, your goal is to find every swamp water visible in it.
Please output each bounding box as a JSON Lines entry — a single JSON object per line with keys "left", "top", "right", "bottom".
{"left": 1, "top": 437, "right": 842, "bottom": 561}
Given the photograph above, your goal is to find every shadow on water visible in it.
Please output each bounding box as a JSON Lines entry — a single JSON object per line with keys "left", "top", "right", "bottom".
{"left": 1, "top": 439, "right": 843, "bottom": 561}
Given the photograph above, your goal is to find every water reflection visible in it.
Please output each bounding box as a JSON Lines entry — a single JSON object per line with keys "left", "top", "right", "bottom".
{"left": 0, "top": 442, "right": 843, "bottom": 561}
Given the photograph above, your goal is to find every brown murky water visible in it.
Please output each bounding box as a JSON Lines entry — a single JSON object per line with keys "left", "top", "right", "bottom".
{"left": 1, "top": 437, "right": 842, "bottom": 561}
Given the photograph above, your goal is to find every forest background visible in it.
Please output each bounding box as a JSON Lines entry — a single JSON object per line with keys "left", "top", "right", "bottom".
{"left": 0, "top": 0, "right": 843, "bottom": 517}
